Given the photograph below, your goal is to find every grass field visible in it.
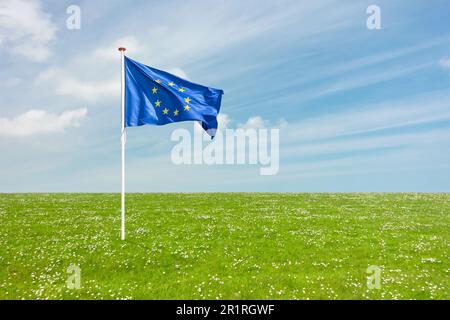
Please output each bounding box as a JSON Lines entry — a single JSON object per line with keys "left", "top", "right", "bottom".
{"left": 0, "top": 193, "right": 448, "bottom": 300}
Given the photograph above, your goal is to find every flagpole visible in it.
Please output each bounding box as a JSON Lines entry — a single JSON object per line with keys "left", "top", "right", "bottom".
{"left": 119, "top": 47, "right": 126, "bottom": 240}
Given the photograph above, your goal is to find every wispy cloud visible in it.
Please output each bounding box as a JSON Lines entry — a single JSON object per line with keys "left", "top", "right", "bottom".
{"left": 35, "top": 68, "right": 118, "bottom": 102}
{"left": 284, "top": 90, "right": 450, "bottom": 142}
{"left": 312, "top": 65, "right": 427, "bottom": 99}
{"left": 0, "top": 0, "right": 56, "bottom": 62}
{"left": 278, "top": 89, "right": 450, "bottom": 180}
{"left": 228, "top": 38, "right": 443, "bottom": 112}
{"left": 438, "top": 57, "right": 450, "bottom": 69}
{"left": 324, "top": 37, "right": 450, "bottom": 79}
{"left": 280, "top": 147, "right": 449, "bottom": 180}
{"left": 31, "top": 1, "right": 357, "bottom": 105}
{"left": 285, "top": 127, "right": 450, "bottom": 158}
{"left": 117, "top": 1, "right": 355, "bottom": 67}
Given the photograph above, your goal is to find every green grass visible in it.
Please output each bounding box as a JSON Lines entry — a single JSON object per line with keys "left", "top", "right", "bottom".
{"left": 0, "top": 193, "right": 448, "bottom": 300}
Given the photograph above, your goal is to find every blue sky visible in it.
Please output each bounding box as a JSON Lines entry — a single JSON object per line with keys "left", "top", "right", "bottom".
{"left": 1, "top": 0, "right": 450, "bottom": 192}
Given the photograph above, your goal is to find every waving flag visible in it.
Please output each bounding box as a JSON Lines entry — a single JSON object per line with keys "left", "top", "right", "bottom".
{"left": 117, "top": 48, "right": 224, "bottom": 240}
{"left": 124, "top": 56, "right": 224, "bottom": 138}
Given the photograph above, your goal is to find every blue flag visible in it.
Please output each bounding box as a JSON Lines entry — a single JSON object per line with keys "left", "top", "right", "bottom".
{"left": 124, "top": 56, "right": 224, "bottom": 137}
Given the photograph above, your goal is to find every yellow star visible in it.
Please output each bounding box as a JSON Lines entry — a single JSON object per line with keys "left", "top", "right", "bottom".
{"left": 184, "top": 105, "right": 190, "bottom": 111}
{"left": 155, "top": 100, "right": 161, "bottom": 107}
{"left": 178, "top": 87, "right": 185, "bottom": 93}
{"left": 162, "top": 108, "right": 169, "bottom": 115}
{"left": 152, "top": 87, "right": 158, "bottom": 94}
{"left": 184, "top": 97, "right": 191, "bottom": 104}
{"left": 168, "top": 82, "right": 175, "bottom": 87}
{"left": 173, "top": 109, "right": 179, "bottom": 116}
{"left": 155, "top": 79, "right": 161, "bottom": 84}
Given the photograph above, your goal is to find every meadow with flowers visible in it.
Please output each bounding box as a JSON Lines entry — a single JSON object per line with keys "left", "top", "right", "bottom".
{"left": 0, "top": 193, "right": 448, "bottom": 299}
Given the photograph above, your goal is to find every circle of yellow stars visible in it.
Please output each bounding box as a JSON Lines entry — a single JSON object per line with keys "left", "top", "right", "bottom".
{"left": 152, "top": 79, "right": 191, "bottom": 117}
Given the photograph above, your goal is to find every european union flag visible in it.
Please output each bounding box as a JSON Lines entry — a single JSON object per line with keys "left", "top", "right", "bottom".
{"left": 124, "top": 56, "right": 224, "bottom": 137}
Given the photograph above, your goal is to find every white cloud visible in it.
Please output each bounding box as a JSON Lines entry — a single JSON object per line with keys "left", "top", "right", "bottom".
{"left": 276, "top": 119, "right": 288, "bottom": 129}
{"left": 240, "top": 116, "right": 267, "bottom": 130}
{"left": 166, "top": 67, "right": 190, "bottom": 81}
{"left": 36, "top": 68, "right": 118, "bottom": 102}
{"left": 439, "top": 57, "right": 450, "bottom": 69}
{"left": 239, "top": 116, "right": 288, "bottom": 130}
{"left": 0, "top": 0, "right": 56, "bottom": 62}
{"left": 93, "top": 35, "right": 192, "bottom": 78}
{"left": 37, "top": 39, "right": 190, "bottom": 102}
{"left": 217, "top": 113, "right": 231, "bottom": 129}
{"left": 194, "top": 114, "right": 286, "bottom": 134}
{"left": 0, "top": 108, "right": 87, "bottom": 137}
{"left": 35, "top": 68, "right": 57, "bottom": 82}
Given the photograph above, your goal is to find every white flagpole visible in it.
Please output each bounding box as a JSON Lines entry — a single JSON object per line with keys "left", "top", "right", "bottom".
{"left": 119, "top": 47, "right": 126, "bottom": 240}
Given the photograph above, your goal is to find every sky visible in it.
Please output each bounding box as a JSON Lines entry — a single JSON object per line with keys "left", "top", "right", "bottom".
{"left": 1, "top": 0, "right": 450, "bottom": 192}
